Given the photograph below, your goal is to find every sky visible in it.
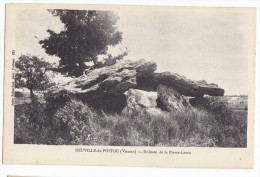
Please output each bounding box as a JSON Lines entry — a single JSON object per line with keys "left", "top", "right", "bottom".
{"left": 16, "top": 7, "right": 255, "bottom": 95}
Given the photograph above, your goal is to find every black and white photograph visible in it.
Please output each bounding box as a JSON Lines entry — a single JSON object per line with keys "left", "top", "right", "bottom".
{"left": 3, "top": 4, "right": 256, "bottom": 168}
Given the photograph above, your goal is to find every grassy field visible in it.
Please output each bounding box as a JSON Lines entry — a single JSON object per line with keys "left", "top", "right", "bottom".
{"left": 14, "top": 96, "right": 248, "bottom": 147}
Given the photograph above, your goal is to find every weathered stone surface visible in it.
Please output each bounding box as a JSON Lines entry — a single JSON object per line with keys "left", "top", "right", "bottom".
{"left": 157, "top": 84, "right": 191, "bottom": 112}
{"left": 47, "top": 59, "right": 156, "bottom": 99}
{"left": 46, "top": 59, "right": 156, "bottom": 113}
{"left": 122, "top": 89, "right": 158, "bottom": 116}
{"left": 122, "top": 89, "right": 170, "bottom": 118}
{"left": 138, "top": 72, "right": 224, "bottom": 97}
{"left": 153, "top": 72, "right": 224, "bottom": 97}
{"left": 45, "top": 59, "right": 224, "bottom": 113}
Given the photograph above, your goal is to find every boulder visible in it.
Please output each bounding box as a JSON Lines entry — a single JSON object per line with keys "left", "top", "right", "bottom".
{"left": 49, "top": 59, "right": 156, "bottom": 97}
{"left": 45, "top": 59, "right": 224, "bottom": 113}
{"left": 137, "top": 72, "right": 224, "bottom": 97}
{"left": 123, "top": 89, "right": 158, "bottom": 116}
{"left": 122, "top": 89, "right": 170, "bottom": 118}
{"left": 45, "top": 59, "right": 156, "bottom": 113}
{"left": 157, "top": 84, "right": 191, "bottom": 112}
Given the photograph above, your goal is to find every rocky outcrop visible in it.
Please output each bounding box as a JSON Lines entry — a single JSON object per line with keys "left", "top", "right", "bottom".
{"left": 122, "top": 85, "right": 193, "bottom": 117}
{"left": 138, "top": 72, "right": 224, "bottom": 97}
{"left": 46, "top": 59, "right": 156, "bottom": 113}
{"left": 122, "top": 89, "right": 170, "bottom": 118}
{"left": 122, "top": 89, "right": 157, "bottom": 116}
{"left": 157, "top": 84, "right": 191, "bottom": 112}
{"left": 48, "top": 59, "right": 156, "bottom": 98}
{"left": 45, "top": 59, "right": 224, "bottom": 113}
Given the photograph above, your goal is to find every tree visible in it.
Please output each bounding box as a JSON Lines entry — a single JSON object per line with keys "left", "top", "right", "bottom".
{"left": 15, "top": 55, "right": 52, "bottom": 98}
{"left": 39, "top": 10, "right": 123, "bottom": 77}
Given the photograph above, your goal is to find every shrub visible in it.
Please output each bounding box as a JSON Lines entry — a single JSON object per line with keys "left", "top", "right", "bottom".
{"left": 52, "top": 99, "right": 96, "bottom": 145}
{"left": 190, "top": 96, "right": 247, "bottom": 147}
{"left": 14, "top": 100, "right": 52, "bottom": 144}
{"left": 190, "top": 97, "right": 233, "bottom": 125}
{"left": 15, "top": 91, "right": 24, "bottom": 97}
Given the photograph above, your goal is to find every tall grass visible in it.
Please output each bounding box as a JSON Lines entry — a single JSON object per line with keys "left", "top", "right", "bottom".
{"left": 14, "top": 98, "right": 247, "bottom": 147}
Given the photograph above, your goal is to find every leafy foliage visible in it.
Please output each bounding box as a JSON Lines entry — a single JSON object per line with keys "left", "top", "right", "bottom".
{"left": 39, "top": 10, "right": 123, "bottom": 77}
{"left": 52, "top": 100, "right": 94, "bottom": 145}
{"left": 190, "top": 96, "right": 233, "bottom": 125}
{"left": 15, "top": 55, "right": 52, "bottom": 97}
{"left": 14, "top": 100, "right": 53, "bottom": 144}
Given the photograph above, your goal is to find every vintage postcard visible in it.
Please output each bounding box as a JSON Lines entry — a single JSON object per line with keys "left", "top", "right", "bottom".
{"left": 3, "top": 3, "right": 256, "bottom": 168}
